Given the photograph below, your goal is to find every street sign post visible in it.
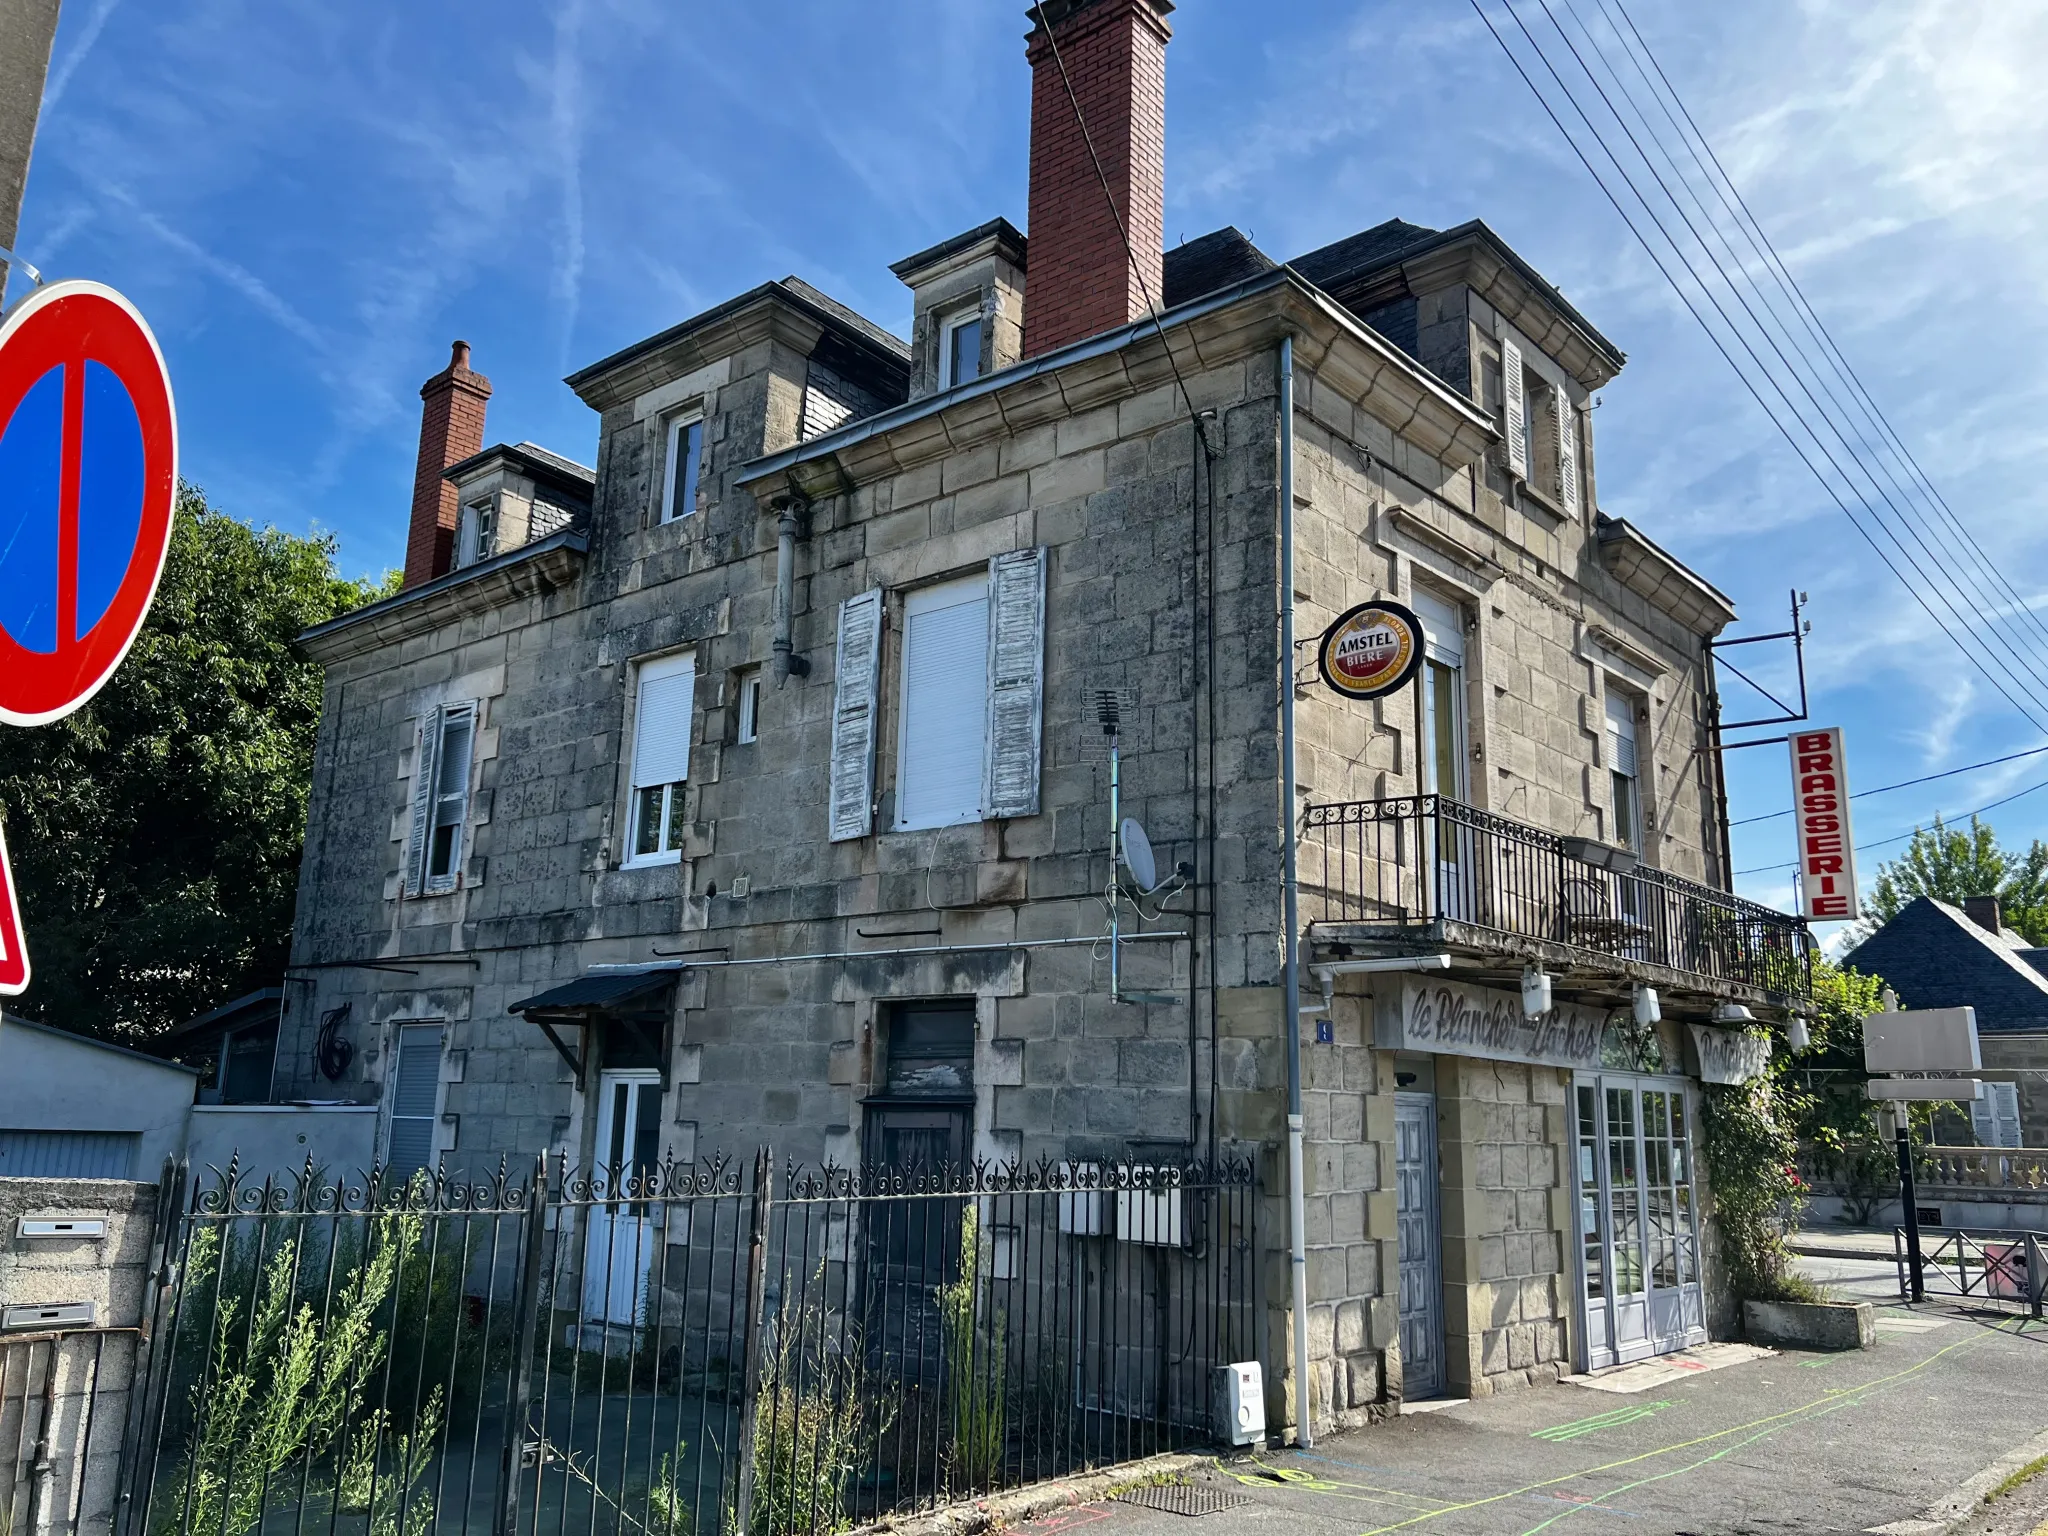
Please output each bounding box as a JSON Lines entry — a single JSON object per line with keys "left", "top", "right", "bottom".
{"left": 1863, "top": 997, "right": 1984, "bottom": 1305}
{"left": 0, "top": 277, "right": 179, "bottom": 999}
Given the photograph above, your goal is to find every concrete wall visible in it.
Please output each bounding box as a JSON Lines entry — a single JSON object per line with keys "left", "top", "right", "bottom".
{"left": 0, "top": 1021, "right": 198, "bottom": 1177}
{"left": 0, "top": 1178, "right": 160, "bottom": 1536}
{"left": 185, "top": 1105, "right": 381, "bottom": 1181}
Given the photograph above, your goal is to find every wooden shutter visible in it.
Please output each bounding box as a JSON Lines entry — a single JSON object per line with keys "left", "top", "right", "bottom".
{"left": 1557, "top": 395, "right": 1580, "bottom": 512}
{"left": 984, "top": 547, "right": 1047, "bottom": 819}
{"left": 403, "top": 712, "right": 440, "bottom": 897}
{"left": 829, "top": 589, "right": 883, "bottom": 841}
{"left": 632, "top": 656, "right": 696, "bottom": 788}
{"left": 1501, "top": 336, "right": 1527, "bottom": 479}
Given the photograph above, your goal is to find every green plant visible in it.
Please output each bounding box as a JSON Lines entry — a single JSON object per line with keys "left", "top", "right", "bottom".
{"left": 1701, "top": 1068, "right": 1805, "bottom": 1302}
{"left": 734, "top": 1310, "right": 891, "bottom": 1536}
{"left": 158, "top": 1200, "right": 449, "bottom": 1536}
{"left": 936, "top": 1207, "right": 1007, "bottom": 1490}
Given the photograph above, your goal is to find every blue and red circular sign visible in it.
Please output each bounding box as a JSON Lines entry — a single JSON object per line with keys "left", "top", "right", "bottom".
{"left": 0, "top": 280, "right": 178, "bottom": 726}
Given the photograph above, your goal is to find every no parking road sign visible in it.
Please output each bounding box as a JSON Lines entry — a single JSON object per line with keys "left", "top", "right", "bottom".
{"left": 0, "top": 280, "right": 179, "bottom": 725}
{"left": 0, "top": 278, "right": 179, "bottom": 995}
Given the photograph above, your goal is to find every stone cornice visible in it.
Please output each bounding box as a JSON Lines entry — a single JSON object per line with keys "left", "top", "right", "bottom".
{"left": 297, "top": 530, "right": 586, "bottom": 665}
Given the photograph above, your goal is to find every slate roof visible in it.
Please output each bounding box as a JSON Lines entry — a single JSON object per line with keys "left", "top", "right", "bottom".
{"left": 1842, "top": 896, "right": 2048, "bottom": 1033}
{"left": 1162, "top": 228, "right": 1276, "bottom": 308}
{"left": 1289, "top": 219, "right": 1444, "bottom": 291}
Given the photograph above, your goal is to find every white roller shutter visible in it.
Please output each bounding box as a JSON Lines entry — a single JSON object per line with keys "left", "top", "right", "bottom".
{"left": 983, "top": 548, "right": 1046, "bottom": 820}
{"left": 1605, "top": 690, "right": 1638, "bottom": 777}
{"left": 404, "top": 713, "right": 439, "bottom": 898}
{"left": 386, "top": 1024, "right": 445, "bottom": 1180}
{"left": 1557, "top": 395, "right": 1580, "bottom": 513}
{"left": 1501, "top": 335, "right": 1528, "bottom": 480}
{"left": 828, "top": 589, "right": 883, "bottom": 841}
{"left": 897, "top": 577, "right": 990, "bottom": 830}
{"left": 631, "top": 654, "right": 696, "bottom": 789}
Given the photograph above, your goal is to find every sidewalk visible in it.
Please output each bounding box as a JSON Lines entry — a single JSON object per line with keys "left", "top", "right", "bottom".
{"left": 1787, "top": 1223, "right": 1895, "bottom": 1261}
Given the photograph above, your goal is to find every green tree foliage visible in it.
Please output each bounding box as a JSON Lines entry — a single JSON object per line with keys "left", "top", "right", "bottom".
{"left": 0, "top": 484, "right": 393, "bottom": 1043}
{"left": 1863, "top": 814, "right": 2048, "bottom": 945}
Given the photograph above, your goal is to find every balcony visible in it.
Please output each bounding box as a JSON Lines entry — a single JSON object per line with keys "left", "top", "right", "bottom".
{"left": 1301, "top": 795, "right": 1813, "bottom": 1010}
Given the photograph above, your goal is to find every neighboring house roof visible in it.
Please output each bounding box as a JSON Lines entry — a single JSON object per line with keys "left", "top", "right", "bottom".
{"left": 0, "top": 1012, "right": 202, "bottom": 1075}
{"left": 1843, "top": 896, "right": 2048, "bottom": 1033}
{"left": 443, "top": 440, "right": 596, "bottom": 494}
{"left": 166, "top": 987, "right": 285, "bottom": 1044}
{"left": 1163, "top": 228, "right": 1276, "bottom": 308}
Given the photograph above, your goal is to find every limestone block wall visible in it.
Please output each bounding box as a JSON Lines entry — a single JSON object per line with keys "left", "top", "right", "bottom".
{"left": 0, "top": 1179, "right": 161, "bottom": 1536}
{"left": 1437, "top": 1058, "right": 1573, "bottom": 1396}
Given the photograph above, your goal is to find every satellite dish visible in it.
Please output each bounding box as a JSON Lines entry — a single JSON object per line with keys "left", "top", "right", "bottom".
{"left": 1120, "top": 817, "right": 1158, "bottom": 890}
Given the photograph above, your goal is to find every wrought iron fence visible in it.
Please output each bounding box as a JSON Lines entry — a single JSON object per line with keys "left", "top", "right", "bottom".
{"left": 124, "top": 1151, "right": 1257, "bottom": 1536}
{"left": 1301, "top": 795, "right": 1812, "bottom": 998}
{"left": 2, "top": 1329, "right": 140, "bottom": 1536}
{"left": 1894, "top": 1227, "right": 2046, "bottom": 1318}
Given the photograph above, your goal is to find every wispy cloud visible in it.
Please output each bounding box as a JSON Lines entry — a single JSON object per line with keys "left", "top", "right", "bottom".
{"left": 38, "top": 0, "right": 120, "bottom": 116}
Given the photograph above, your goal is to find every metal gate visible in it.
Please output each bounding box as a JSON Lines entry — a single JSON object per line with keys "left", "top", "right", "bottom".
{"left": 122, "top": 1151, "right": 1257, "bottom": 1536}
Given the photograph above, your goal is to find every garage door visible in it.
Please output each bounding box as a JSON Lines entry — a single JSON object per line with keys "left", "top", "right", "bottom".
{"left": 0, "top": 1130, "right": 141, "bottom": 1178}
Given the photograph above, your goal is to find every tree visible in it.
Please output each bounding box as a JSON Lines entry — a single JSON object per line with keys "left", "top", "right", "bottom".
{"left": 1862, "top": 814, "right": 2048, "bottom": 945}
{"left": 0, "top": 484, "right": 393, "bottom": 1044}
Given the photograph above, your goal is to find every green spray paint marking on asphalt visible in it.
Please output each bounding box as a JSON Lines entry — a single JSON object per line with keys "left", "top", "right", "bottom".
{"left": 1531, "top": 1402, "right": 1674, "bottom": 1442}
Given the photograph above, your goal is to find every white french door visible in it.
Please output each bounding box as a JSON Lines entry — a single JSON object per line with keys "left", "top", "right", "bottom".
{"left": 583, "top": 1069, "right": 664, "bottom": 1327}
{"left": 1572, "top": 1074, "right": 1706, "bottom": 1370}
{"left": 1414, "top": 590, "right": 1472, "bottom": 922}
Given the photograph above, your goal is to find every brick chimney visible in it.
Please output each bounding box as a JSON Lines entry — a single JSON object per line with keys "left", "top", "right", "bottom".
{"left": 403, "top": 341, "right": 493, "bottom": 588}
{"left": 1963, "top": 894, "right": 2003, "bottom": 936}
{"left": 1022, "top": 0, "right": 1172, "bottom": 358}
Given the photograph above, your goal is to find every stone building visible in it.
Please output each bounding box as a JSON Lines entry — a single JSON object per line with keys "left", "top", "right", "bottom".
{"left": 278, "top": 0, "right": 1811, "bottom": 1429}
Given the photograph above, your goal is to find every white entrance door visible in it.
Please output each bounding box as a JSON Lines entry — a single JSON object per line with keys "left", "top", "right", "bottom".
{"left": 1573, "top": 1074, "right": 1705, "bottom": 1370}
{"left": 583, "top": 1070, "right": 664, "bottom": 1327}
{"left": 1394, "top": 1093, "right": 1445, "bottom": 1398}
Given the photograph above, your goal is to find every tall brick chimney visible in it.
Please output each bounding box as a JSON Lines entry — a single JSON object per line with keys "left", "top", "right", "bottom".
{"left": 1022, "top": 0, "right": 1172, "bottom": 358}
{"left": 403, "top": 340, "right": 492, "bottom": 588}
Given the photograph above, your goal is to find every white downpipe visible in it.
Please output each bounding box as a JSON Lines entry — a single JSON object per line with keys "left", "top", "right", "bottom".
{"left": 1278, "top": 334, "right": 1312, "bottom": 1448}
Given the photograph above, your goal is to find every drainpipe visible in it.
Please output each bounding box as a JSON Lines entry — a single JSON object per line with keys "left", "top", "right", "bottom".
{"left": 1278, "top": 334, "right": 1312, "bottom": 1449}
{"left": 771, "top": 495, "right": 810, "bottom": 680}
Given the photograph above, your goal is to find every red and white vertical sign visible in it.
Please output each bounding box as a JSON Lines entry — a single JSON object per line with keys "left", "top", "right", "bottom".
{"left": 0, "top": 822, "right": 27, "bottom": 995}
{"left": 1791, "top": 727, "right": 1858, "bottom": 921}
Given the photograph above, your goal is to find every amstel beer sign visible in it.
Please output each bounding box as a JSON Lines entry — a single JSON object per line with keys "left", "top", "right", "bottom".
{"left": 1316, "top": 600, "right": 1424, "bottom": 701}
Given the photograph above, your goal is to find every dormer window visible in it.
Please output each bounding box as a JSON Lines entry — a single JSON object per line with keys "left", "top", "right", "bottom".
{"left": 454, "top": 498, "right": 496, "bottom": 569}
{"left": 940, "top": 309, "right": 983, "bottom": 389}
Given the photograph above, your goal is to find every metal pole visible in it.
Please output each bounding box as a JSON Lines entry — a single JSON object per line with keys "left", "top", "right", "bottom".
{"left": 1895, "top": 1124, "right": 1924, "bottom": 1303}
{"left": 2026, "top": 1233, "right": 2044, "bottom": 1322}
{"left": 732, "top": 1148, "right": 774, "bottom": 1536}
{"left": 1109, "top": 726, "right": 1123, "bottom": 1003}
{"left": 1278, "top": 335, "right": 1311, "bottom": 1449}
{"left": 496, "top": 1155, "right": 550, "bottom": 1536}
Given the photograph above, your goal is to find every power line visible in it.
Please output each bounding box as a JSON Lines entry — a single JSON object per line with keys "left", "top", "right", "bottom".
{"left": 1733, "top": 771, "right": 2048, "bottom": 877}
{"left": 1599, "top": 0, "right": 2048, "bottom": 664}
{"left": 1729, "top": 742, "right": 2048, "bottom": 827}
{"left": 1473, "top": 0, "right": 2048, "bottom": 735}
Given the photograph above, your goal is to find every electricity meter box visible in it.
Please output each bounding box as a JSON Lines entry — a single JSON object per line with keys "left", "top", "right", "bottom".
{"left": 1214, "top": 1361, "right": 1265, "bottom": 1446}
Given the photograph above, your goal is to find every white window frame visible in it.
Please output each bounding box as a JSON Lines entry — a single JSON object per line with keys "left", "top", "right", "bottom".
{"left": 660, "top": 413, "right": 704, "bottom": 524}
{"left": 454, "top": 497, "right": 496, "bottom": 569}
{"left": 384, "top": 1022, "right": 446, "bottom": 1183}
{"left": 1606, "top": 688, "right": 1642, "bottom": 853}
{"left": 938, "top": 307, "right": 983, "bottom": 390}
{"left": 1413, "top": 588, "right": 1469, "bottom": 803}
{"left": 423, "top": 704, "right": 476, "bottom": 894}
{"left": 894, "top": 574, "right": 991, "bottom": 832}
{"left": 735, "top": 668, "right": 762, "bottom": 745}
{"left": 625, "top": 649, "right": 696, "bottom": 868}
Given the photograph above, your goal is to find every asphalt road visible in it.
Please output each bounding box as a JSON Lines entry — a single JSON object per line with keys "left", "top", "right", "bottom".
{"left": 1018, "top": 1295, "right": 2048, "bottom": 1536}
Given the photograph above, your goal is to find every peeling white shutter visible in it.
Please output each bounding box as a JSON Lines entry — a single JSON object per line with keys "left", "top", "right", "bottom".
{"left": 1557, "top": 395, "right": 1580, "bottom": 512}
{"left": 404, "top": 712, "right": 439, "bottom": 898}
{"left": 829, "top": 589, "right": 883, "bottom": 841}
{"left": 1501, "top": 335, "right": 1527, "bottom": 480}
{"left": 984, "top": 547, "right": 1046, "bottom": 819}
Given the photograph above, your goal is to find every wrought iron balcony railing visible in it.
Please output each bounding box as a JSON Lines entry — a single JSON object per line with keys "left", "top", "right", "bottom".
{"left": 1301, "top": 794, "right": 1813, "bottom": 1000}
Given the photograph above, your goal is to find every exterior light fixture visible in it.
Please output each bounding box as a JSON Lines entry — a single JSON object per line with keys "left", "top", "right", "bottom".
{"left": 1711, "top": 1001, "right": 1754, "bottom": 1025}
{"left": 1632, "top": 985, "right": 1660, "bottom": 1027}
{"left": 1787, "top": 1015, "right": 1812, "bottom": 1052}
{"left": 1521, "top": 966, "right": 1552, "bottom": 1020}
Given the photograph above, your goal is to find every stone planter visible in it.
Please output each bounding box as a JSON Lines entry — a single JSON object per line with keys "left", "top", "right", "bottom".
{"left": 1743, "top": 1299, "right": 1876, "bottom": 1351}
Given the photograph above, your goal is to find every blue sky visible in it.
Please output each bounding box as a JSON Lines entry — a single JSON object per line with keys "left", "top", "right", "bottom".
{"left": 12, "top": 0, "right": 2048, "bottom": 933}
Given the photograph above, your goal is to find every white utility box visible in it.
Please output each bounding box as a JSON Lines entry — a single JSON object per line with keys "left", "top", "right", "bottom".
{"left": 1214, "top": 1361, "right": 1265, "bottom": 1446}
{"left": 1057, "top": 1164, "right": 1109, "bottom": 1235}
{"left": 1117, "top": 1181, "right": 1183, "bottom": 1246}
